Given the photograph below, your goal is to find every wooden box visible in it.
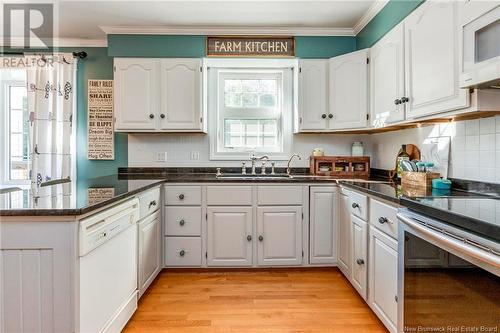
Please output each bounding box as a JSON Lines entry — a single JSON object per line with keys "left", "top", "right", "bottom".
{"left": 310, "top": 156, "right": 370, "bottom": 177}
{"left": 401, "top": 171, "right": 440, "bottom": 188}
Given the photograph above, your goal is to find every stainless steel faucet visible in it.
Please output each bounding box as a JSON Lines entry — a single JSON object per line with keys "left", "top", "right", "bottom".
{"left": 250, "top": 155, "right": 269, "bottom": 175}
{"left": 286, "top": 154, "right": 301, "bottom": 176}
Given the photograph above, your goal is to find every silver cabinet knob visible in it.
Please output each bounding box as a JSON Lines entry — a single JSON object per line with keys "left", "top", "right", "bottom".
{"left": 395, "top": 295, "right": 398, "bottom": 303}
{"left": 149, "top": 200, "right": 157, "bottom": 208}
{"left": 178, "top": 194, "right": 185, "bottom": 200}
{"left": 247, "top": 235, "right": 252, "bottom": 241}
{"left": 179, "top": 250, "right": 186, "bottom": 257}
{"left": 258, "top": 235, "right": 264, "bottom": 242}
{"left": 356, "top": 258, "right": 364, "bottom": 265}
{"left": 179, "top": 219, "right": 185, "bottom": 226}
{"left": 352, "top": 202, "right": 359, "bottom": 209}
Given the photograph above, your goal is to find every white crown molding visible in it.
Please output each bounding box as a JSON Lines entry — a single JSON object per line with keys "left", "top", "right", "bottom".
{"left": 0, "top": 37, "right": 107, "bottom": 48}
{"left": 100, "top": 25, "right": 356, "bottom": 37}
{"left": 353, "top": 0, "right": 390, "bottom": 35}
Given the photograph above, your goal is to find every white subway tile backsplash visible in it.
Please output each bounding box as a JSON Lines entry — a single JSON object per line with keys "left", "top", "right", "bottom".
{"left": 464, "top": 151, "right": 480, "bottom": 167}
{"left": 496, "top": 115, "right": 500, "bottom": 133}
{"left": 465, "top": 119, "right": 480, "bottom": 136}
{"left": 455, "top": 121, "right": 466, "bottom": 137}
{"left": 479, "top": 151, "right": 495, "bottom": 167}
{"left": 464, "top": 166, "right": 480, "bottom": 181}
{"left": 479, "top": 117, "right": 495, "bottom": 134}
{"left": 479, "top": 134, "right": 495, "bottom": 151}
{"left": 497, "top": 134, "right": 500, "bottom": 150}
{"left": 496, "top": 152, "right": 500, "bottom": 168}
{"left": 479, "top": 167, "right": 496, "bottom": 182}
{"left": 465, "top": 135, "right": 480, "bottom": 151}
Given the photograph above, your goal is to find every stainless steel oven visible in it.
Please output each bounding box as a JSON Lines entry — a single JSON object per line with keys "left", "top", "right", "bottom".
{"left": 397, "top": 210, "right": 500, "bottom": 333}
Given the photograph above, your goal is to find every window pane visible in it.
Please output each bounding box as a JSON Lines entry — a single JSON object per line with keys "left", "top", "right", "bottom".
{"left": 10, "top": 86, "right": 27, "bottom": 109}
{"left": 223, "top": 119, "right": 278, "bottom": 149}
{"left": 224, "top": 78, "right": 278, "bottom": 108}
{"left": 9, "top": 85, "right": 29, "bottom": 181}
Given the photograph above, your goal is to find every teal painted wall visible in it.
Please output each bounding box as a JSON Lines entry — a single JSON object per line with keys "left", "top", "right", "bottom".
{"left": 1, "top": 46, "right": 128, "bottom": 180}
{"left": 72, "top": 47, "right": 128, "bottom": 180}
{"left": 356, "top": 0, "right": 424, "bottom": 49}
{"left": 107, "top": 35, "right": 357, "bottom": 59}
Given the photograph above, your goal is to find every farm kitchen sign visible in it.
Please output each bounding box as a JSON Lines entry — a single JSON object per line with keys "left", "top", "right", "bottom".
{"left": 207, "top": 36, "right": 295, "bottom": 57}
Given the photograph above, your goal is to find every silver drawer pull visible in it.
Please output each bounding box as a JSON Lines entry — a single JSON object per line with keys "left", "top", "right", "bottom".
{"left": 149, "top": 200, "right": 157, "bottom": 208}
{"left": 356, "top": 258, "right": 364, "bottom": 265}
{"left": 179, "top": 250, "right": 186, "bottom": 257}
{"left": 378, "top": 217, "right": 392, "bottom": 224}
{"left": 352, "top": 202, "right": 359, "bottom": 209}
{"left": 179, "top": 219, "right": 186, "bottom": 226}
{"left": 247, "top": 235, "right": 252, "bottom": 241}
{"left": 178, "top": 194, "right": 185, "bottom": 200}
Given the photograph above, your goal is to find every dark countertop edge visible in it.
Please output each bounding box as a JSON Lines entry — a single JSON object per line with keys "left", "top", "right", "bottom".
{"left": 0, "top": 180, "right": 164, "bottom": 217}
{"left": 338, "top": 181, "right": 400, "bottom": 204}
{"left": 399, "top": 197, "right": 500, "bottom": 242}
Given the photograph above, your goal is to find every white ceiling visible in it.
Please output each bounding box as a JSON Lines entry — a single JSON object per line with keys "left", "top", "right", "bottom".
{"left": 58, "top": 1, "right": 380, "bottom": 41}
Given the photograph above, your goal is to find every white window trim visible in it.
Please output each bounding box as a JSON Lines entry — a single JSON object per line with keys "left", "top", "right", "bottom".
{"left": 205, "top": 58, "right": 298, "bottom": 161}
{"left": 1, "top": 80, "right": 30, "bottom": 186}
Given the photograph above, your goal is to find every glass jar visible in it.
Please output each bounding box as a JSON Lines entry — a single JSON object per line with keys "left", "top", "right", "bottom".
{"left": 351, "top": 141, "right": 364, "bottom": 156}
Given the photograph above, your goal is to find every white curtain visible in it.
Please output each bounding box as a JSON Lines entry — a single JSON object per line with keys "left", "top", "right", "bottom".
{"left": 26, "top": 53, "right": 77, "bottom": 202}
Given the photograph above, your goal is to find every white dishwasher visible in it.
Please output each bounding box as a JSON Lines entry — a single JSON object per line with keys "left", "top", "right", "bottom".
{"left": 79, "top": 198, "right": 140, "bottom": 333}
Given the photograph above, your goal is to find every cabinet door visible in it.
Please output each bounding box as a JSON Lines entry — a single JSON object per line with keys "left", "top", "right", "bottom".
{"left": 138, "top": 212, "right": 161, "bottom": 298}
{"left": 369, "top": 227, "right": 398, "bottom": 333}
{"left": 114, "top": 58, "right": 158, "bottom": 130}
{"left": 329, "top": 49, "right": 368, "bottom": 130}
{"left": 370, "top": 24, "right": 405, "bottom": 127}
{"left": 404, "top": 0, "right": 469, "bottom": 119}
{"left": 257, "top": 206, "right": 302, "bottom": 266}
{"left": 207, "top": 207, "right": 253, "bottom": 266}
{"left": 310, "top": 187, "right": 337, "bottom": 264}
{"left": 298, "top": 60, "right": 328, "bottom": 131}
{"left": 160, "top": 59, "right": 202, "bottom": 131}
{"left": 351, "top": 215, "right": 368, "bottom": 299}
{"left": 337, "top": 192, "right": 351, "bottom": 277}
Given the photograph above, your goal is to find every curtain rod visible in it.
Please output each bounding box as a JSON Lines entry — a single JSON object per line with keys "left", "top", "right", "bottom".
{"left": 0, "top": 51, "right": 87, "bottom": 59}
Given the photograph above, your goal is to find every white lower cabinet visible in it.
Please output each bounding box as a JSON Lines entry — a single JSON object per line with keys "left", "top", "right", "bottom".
{"left": 207, "top": 207, "right": 253, "bottom": 266}
{"left": 138, "top": 210, "right": 162, "bottom": 298}
{"left": 164, "top": 237, "right": 202, "bottom": 266}
{"left": 257, "top": 206, "right": 303, "bottom": 266}
{"left": 350, "top": 215, "right": 368, "bottom": 299}
{"left": 337, "top": 190, "right": 351, "bottom": 277}
{"left": 309, "top": 187, "right": 337, "bottom": 264}
{"left": 368, "top": 226, "right": 398, "bottom": 333}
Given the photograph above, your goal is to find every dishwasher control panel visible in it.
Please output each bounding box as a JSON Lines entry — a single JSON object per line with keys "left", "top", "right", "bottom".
{"left": 79, "top": 198, "right": 139, "bottom": 256}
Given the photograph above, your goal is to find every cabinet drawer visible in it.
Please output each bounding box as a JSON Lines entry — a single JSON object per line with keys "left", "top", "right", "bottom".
{"left": 257, "top": 186, "right": 303, "bottom": 205}
{"left": 369, "top": 199, "right": 398, "bottom": 239}
{"left": 206, "top": 186, "right": 252, "bottom": 205}
{"left": 349, "top": 190, "right": 368, "bottom": 221}
{"left": 164, "top": 186, "right": 201, "bottom": 206}
{"left": 164, "top": 237, "right": 202, "bottom": 266}
{"left": 138, "top": 187, "right": 160, "bottom": 219}
{"left": 164, "top": 207, "right": 202, "bottom": 236}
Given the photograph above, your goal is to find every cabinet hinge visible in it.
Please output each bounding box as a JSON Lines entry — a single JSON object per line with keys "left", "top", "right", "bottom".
{"left": 200, "top": 117, "right": 203, "bottom": 123}
{"left": 366, "top": 114, "right": 370, "bottom": 120}
{"left": 366, "top": 58, "right": 370, "bottom": 64}
{"left": 200, "top": 66, "right": 203, "bottom": 72}
{"left": 206, "top": 213, "right": 208, "bottom": 220}
{"left": 113, "top": 117, "right": 116, "bottom": 123}
{"left": 299, "top": 117, "right": 303, "bottom": 124}
{"left": 299, "top": 67, "right": 302, "bottom": 73}
{"left": 205, "top": 252, "right": 208, "bottom": 258}
{"left": 113, "top": 66, "right": 116, "bottom": 72}
{"left": 302, "top": 213, "right": 304, "bottom": 220}
{"left": 302, "top": 251, "right": 304, "bottom": 258}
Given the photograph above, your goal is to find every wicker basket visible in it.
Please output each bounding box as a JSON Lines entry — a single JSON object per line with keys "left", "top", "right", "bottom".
{"left": 401, "top": 171, "right": 440, "bottom": 189}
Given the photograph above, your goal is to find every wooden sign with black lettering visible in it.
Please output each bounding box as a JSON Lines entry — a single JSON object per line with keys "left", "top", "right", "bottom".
{"left": 207, "top": 36, "right": 295, "bottom": 57}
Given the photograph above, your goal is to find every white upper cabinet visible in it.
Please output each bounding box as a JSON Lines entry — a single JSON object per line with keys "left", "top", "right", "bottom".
{"left": 370, "top": 24, "right": 406, "bottom": 127}
{"left": 298, "top": 60, "right": 329, "bottom": 131}
{"left": 404, "top": 0, "right": 469, "bottom": 119}
{"left": 114, "top": 58, "right": 205, "bottom": 132}
{"left": 114, "top": 58, "right": 159, "bottom": 131}
{"left": 160, "top": 59, "right": 203, "bottom": 131}
{"left": 329, "top": 49, "right": 369, "bottom": 130}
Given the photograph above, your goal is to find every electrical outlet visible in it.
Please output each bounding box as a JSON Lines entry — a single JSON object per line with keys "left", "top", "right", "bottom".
{"left": 190, "top": 151, "right": 200, "bottom": 160}
{"left": 156, "top": 152, "right": 167, "bottom": 162}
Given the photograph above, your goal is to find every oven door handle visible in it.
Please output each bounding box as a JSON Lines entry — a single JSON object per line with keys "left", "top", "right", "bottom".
{"left": 397, "top": 214, "right": 500, "bottom": 268}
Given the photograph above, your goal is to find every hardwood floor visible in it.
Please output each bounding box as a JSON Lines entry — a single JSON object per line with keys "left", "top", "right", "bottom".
{"left": 124, "top": 268, "right": 387, "bottom": 333}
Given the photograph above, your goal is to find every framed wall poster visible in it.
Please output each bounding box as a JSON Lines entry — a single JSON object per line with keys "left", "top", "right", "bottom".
{"left": 87, "top": 79, "right": 114, "bottom": 160}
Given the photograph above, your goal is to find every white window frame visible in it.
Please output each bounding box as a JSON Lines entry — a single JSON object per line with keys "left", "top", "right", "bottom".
{"left": 206, "top": 58, "right": 298, "bottom": 161}
{"left": 1, "top": 79, "right": 30, "bottom": 186}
